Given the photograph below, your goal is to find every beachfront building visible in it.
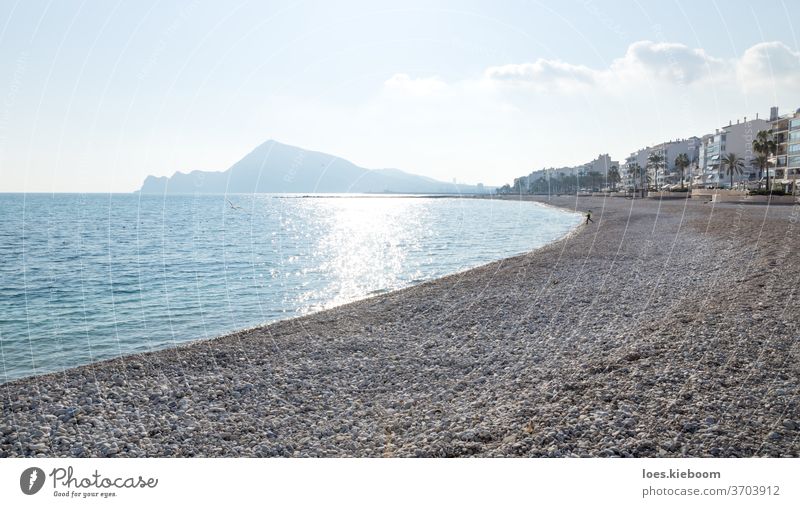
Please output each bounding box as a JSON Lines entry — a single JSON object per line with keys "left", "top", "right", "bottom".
{"left": 622, "top": 147, "right": 650, "bottom": 190}
{"left": 581, "top": 154, "right": 619, "bottom": 176}
{"left": 511, "top": 174, "right": 531, "bottom": 193}
{"left": 523, "top": 155, "right": 619, "bottom": 194}
{"left": 695, "top": 115, "right": 769, "bottom": 188}
{"left": 580, "top": 154, "right": 620, "bottom": 190}
{"left": 621, "top": 138, "right": 699, "bottom": 190}
{"left": 649, "top": 137, "right": 700, "bottom": 188}
{"left": 693, "top": 133, "right": 715, "bottom": 187}
{"left": 769, "top": 106, "right": 800, "bottom": 193}
{"left": 620, "top": 146, "right": 653, "bottom": 190}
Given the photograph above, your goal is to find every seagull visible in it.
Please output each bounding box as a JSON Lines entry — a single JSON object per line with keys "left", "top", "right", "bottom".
{"left": 226, "top": 199, "right": 244, "bottom": 211}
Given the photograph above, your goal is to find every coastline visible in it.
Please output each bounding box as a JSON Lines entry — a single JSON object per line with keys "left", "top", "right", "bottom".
{"left": 2, "top": 196, "right": 798, "bottom": 457}
{"left": 0, "top": 196, "right": 582, "bottom": 386}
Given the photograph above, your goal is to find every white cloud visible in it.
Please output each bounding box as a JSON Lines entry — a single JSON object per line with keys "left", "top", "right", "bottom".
{"left": 737, "top": 41, "right": 800, "bottom": 90}
{"left": 609, "top": 40, "right": 724, "bottom": 85}
{"left": 481, "top": 40, "right": 726, "bottom": 92}
{"left": 484, "top": 59, "right": 596, "bottom": 92}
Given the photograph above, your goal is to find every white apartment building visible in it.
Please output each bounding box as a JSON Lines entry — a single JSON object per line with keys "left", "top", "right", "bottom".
{"left": 622, "top": 138, "right": 698, "bottom": 189}
{"left": 769, "top": 106, "right": 800, "bottom": 192}
{"left": 622, "top": 148, "right": 650, "bottom": 189}
{"left": 523, "top": 154, "right": 619, "bottom": 192}
{"left": 650, "top": 137, "right": 700, "bottom": 187}
{"left": 695, "top": 115, "right": 769, "bottom": 188}
{"left": 581, "top": 154, "right": 619, "bottom": 176}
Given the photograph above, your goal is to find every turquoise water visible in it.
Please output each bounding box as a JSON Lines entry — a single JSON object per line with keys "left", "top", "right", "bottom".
{"left": 0, "top": 194, "right": 580, "bottom": 382}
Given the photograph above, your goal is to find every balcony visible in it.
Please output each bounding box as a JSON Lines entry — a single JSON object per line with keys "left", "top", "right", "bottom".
{"left": 773, "top": 120, "right": 790, "bottom": 132}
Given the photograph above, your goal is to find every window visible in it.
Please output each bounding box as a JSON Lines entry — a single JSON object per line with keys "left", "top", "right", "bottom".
{"left": 790, "top": 130, "right": 800, "bottom": 142}
{"left": 789, "top": 156, "right": 800, "bottom": 167}
{"left": 791, "top": 118, "right": 800, "bottom": 130}
{"left": 789, "top": 143, "right": 800, "bottom": 153}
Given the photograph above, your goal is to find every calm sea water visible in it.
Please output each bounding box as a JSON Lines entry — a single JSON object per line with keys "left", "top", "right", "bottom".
{"left": 0, "top": 194, "right": 580, "bottom": 382}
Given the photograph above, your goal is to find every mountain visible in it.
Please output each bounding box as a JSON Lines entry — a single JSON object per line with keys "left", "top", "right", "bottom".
{"left": 137, "top": 140, "right": 491, "bottom": 194}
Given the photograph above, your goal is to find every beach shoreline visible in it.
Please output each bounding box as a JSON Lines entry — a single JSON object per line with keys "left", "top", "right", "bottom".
{"left": 2, "top": 196, "right": 798, "bottom": 457}
{"left": 0, "top": 196, "right": 582, "bottom": 387}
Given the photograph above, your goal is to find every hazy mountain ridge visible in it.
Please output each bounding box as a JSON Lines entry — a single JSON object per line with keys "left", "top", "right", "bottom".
{"left": 138, "top": 140, "right": 491, "bottom": 194}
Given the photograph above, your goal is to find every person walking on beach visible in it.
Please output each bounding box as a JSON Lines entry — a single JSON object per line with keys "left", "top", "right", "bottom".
{"left": 585, "top": 210, "right": 594, "bottom": 224}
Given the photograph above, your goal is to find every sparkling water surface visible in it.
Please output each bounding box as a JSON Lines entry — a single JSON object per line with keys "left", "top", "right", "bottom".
{"left": 0, "top": 194, "right": 580, "bottom": 382}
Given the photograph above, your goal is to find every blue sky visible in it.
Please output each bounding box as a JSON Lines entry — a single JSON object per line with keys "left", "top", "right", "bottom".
{"left": 1, "top": 0, "right": 799, "bottom": 192}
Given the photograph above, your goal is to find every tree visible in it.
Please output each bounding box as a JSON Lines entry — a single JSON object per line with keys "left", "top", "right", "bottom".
{"left": 588, "top": 171, "right": 602, "bottom": 191}
{"left": 674, "top": 153, "right": 690, "bottom": 190}
{"left": 720, "top": 153, "right": 745, "bottom": 189}
{"left": 608, "top": 164, "right": 620, "bottom": 191}
{"left": 627, "top": 163, "right": 642, "bottom": 196}
{"left": 752, "top": 130, "right": 776, "bottom": 191}
{"left": 646, "top": 151, "right": 665, "bottom": 191}
{"left": 751, "top": 154, "right": 771, "bottom": 185}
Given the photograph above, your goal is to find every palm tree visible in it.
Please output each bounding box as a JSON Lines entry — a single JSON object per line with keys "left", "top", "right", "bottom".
{"left": 751, "top": 154, "right": 771, "bottom": 185}
{"left": 752, "top": 130, "right": 776, "bottom": 191}
{"left": 674, "top": 153, "right": 690, "bottom": 189}
{"left": 627, "top": 163, "right": 641, "bottom": 195}
{"left": 608, "top": 164, "right": 620, "bottom": 191}
{"left": 646, "top": 151, "right": 665, "bottom": 191}
{"left": 720, "top": 153, "right": 745, "bottom": 189}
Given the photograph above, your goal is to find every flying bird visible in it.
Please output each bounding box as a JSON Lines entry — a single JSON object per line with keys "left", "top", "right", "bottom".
{"left": 226, "top": 199, "right": 244, "bottom": 211}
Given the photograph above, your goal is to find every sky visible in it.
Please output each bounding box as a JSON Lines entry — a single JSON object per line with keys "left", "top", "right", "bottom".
{"left": 0, "top": 0, "right": 799, "bottom": 192}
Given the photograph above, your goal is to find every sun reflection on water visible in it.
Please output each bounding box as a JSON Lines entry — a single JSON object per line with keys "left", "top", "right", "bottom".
{"left": 307, "top": 198, "right": 428, "bottom": 310}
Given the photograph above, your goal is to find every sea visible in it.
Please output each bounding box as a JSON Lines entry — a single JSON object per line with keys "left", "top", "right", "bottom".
{"left": 0, "top": 193, "right": 580, "bottom": 382}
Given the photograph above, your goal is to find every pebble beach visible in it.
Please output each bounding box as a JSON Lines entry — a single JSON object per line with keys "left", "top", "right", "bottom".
{"left": 2, "top": 196, "right": 799, "bottom": 457}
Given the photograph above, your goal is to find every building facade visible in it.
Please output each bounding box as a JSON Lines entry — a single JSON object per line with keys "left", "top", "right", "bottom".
{"left": 649, "top": 137, "right": 700, "bottom": 187}
{"left": 622, "top": 147, "right": 650, "bottom": 190}
{"left": 770, "top": 106, "right": 800, "bottom": 191}
{"left": 522, "top": 154, "right": 619, "bottom": 193}
{"left": 696, "top": 116, "right": 769, "bottom": 188}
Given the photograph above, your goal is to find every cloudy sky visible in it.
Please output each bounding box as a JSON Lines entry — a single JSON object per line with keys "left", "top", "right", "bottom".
{"left": 1, "top": 0, "right": 799, "bottom": 192}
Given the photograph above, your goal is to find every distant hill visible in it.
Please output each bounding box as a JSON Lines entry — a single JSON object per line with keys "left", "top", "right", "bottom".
{"left": 137, "top": 140, "right": 491, "bottom": 194}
